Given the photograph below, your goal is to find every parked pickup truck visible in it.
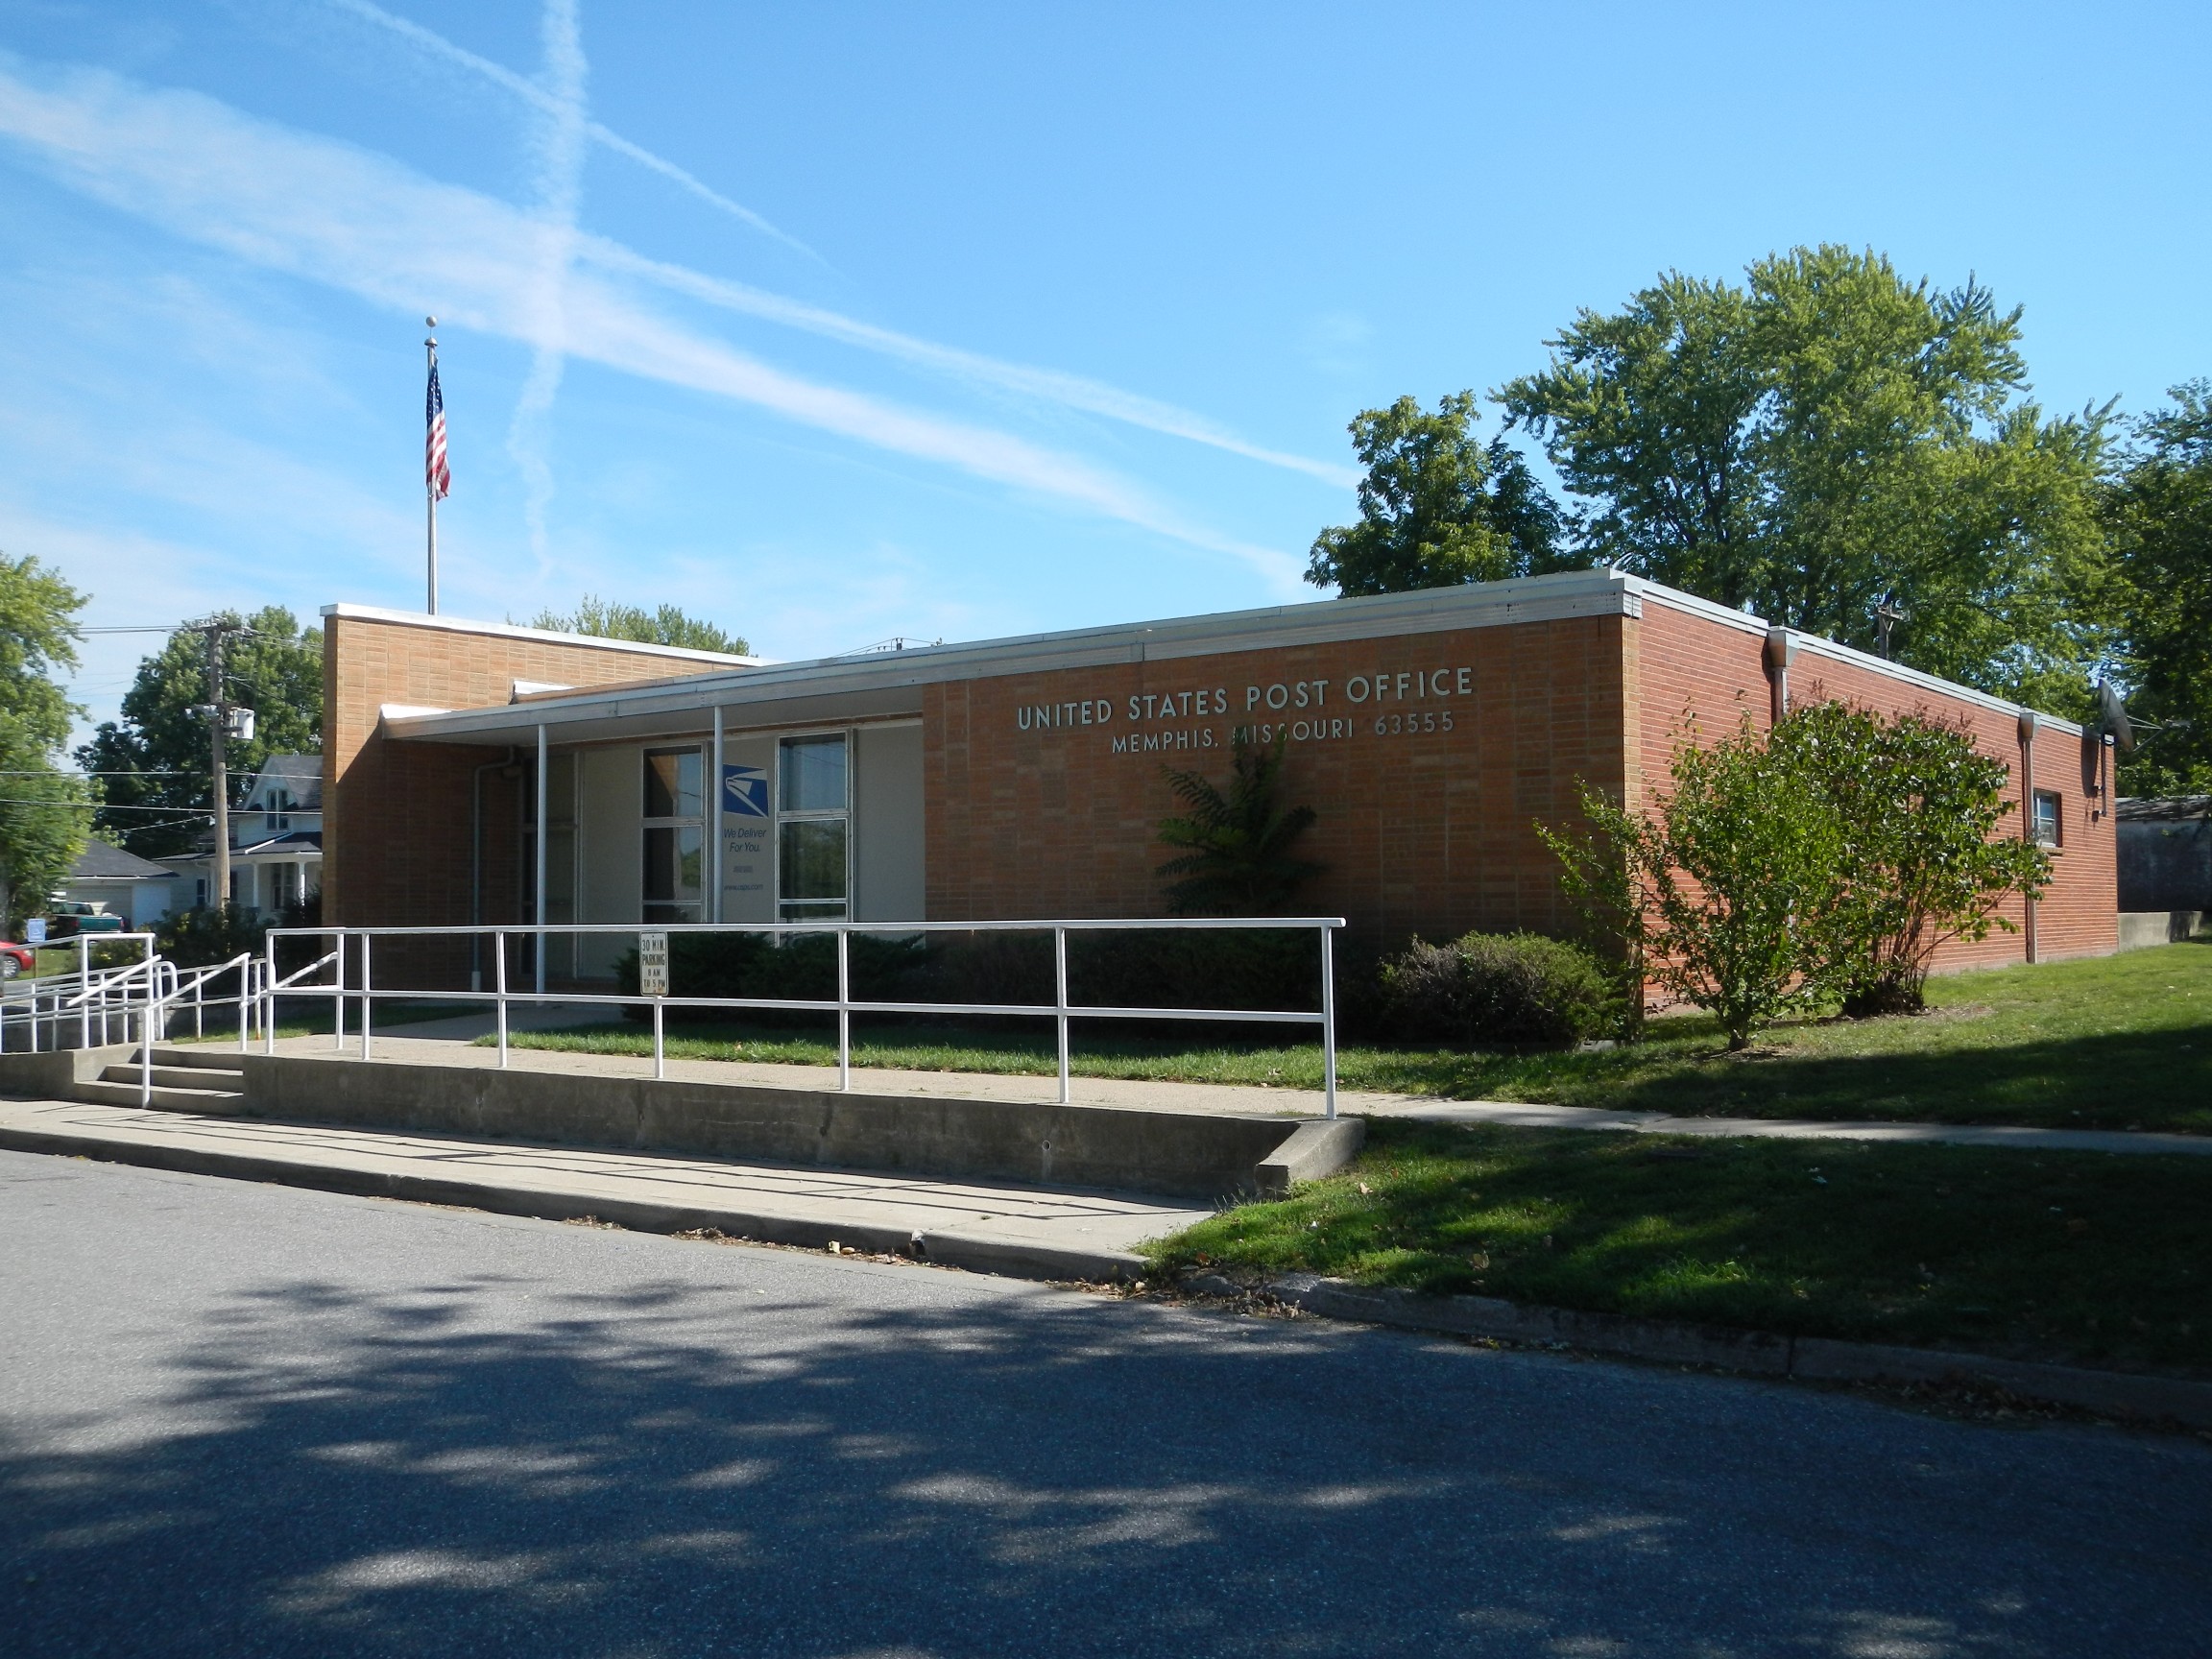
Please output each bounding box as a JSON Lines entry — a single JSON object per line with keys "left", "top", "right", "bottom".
{"left": 40, "top": 902, "right": 127, "bottom": 940}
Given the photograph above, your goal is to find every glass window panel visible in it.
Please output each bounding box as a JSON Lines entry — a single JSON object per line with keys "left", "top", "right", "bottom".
{"left": 644, "top": 748, "right": 703, "bottom": 820}
{"left": 779, "top": 819, "right": 847, "bottom": 902}
{"left": 2032, "top": 791, "right": 2061, "bottom": 847}
{"left": 644, "top": 826, "right": 705, "bottom": 903}
{"left": 780, "top": 735, "right": 847, "bottom": 813}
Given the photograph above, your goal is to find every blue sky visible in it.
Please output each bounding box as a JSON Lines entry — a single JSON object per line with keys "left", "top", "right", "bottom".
{"left": 1, "top": 1, "right": 2206, "bottom": 742}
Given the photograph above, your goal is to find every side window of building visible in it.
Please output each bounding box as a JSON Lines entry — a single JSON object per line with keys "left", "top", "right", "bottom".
{"left": 778, "top": 733, "right": 848, "bottom": 923}
{"left": 643, "top": 747, "right": 705, "bottom": 924}
{"left": 2032, "top": 789, "right": 2062, "bottom": 848}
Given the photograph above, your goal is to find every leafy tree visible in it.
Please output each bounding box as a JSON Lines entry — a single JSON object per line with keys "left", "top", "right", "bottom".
{"left": 1155, "top": 734, "right": 1323, "bottom": 915}
{"left": 1543, "top": 703, "right": 2052, "bottom": 1045}
{"left": 528, "top": 596, "right": 750, "bottom": 656}
{"left": 1772, "top": 702, "right": 2049, "bottom": 1014}
{"left": 1307, "top": 393, "right": 1571, "bottom": 596}
{"left": 0, "top": 553, "right": 89, "bottom": 931}
{"left": 1547, "top": 716, "right": 1846, "bottom": 1049}
{"left": 77, "top": 608, "right": 323, "bottom": 860}
{"left": 1501, "top": 247, "right": 2111, "bottom": 709}
{"left": 2104, "top": 381, "right": 2212, "bottom": 793}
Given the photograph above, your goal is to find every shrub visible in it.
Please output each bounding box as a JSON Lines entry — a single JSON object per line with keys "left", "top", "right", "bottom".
{"left": 156, "top": 903, "right": 267, "bottom": 969}
{"left": 1155, "top": 733, "right": 1323, "bottom": 915}
{"left": 1376, "top": 930, "right": 1616, "bottom": 1046}
{"left": 1770, "top": 702, "right": 2051, "bottom": 1015}
{"left": 1543, "top": 715, "right": 1846, "bottom": 1050}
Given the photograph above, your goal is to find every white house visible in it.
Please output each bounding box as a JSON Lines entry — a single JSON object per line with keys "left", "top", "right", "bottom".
{"left": 167, "top": 753, "right": 324, "bottom": 917}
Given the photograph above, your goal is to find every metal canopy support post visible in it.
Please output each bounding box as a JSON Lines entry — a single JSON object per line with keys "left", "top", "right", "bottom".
{"left": 1054, "top": 926, "right": 1070, "bottom": 1105}
{"left": 535, "top": 724, "right": 548, "bottom": 997}
{"left": 710, "top": 707, "right": 724, "bottom": 924}
{"left": 836, "top": 927, "right": 851, "bottom": 1093}
{"left": 1320, "top": 924, "right": 1338, "bottom": 1120}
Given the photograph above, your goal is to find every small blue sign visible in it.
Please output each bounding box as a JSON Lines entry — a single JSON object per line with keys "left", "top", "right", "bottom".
{"left": 722, "top": 763, "right": 769, "bottom": 819}
{"left": 25, "top": 917, "right": 46, "bottom": 945}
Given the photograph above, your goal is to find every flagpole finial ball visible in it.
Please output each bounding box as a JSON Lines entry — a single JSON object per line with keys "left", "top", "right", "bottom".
{"left": 425, "top": 315, "right": 437, "bottom": 327}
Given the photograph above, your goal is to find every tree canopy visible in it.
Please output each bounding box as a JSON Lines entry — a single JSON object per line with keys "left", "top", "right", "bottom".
{"left": 77, "top": 607, "right": 323, "bottom": 860}
{"left": 1496, "top": 246, "right": 2111, "bottom": 710}
{"left": 2104, "top": 381, "right": 2212, "bottom": 793}
{"left": 0, "top": 553, "right": 89, "bottom": 929}
{"left": 528, "top": 596, "right": 750, "bottom": 657}
{"left": 1306, "top": 393, "right": 1570, "bottom": 596}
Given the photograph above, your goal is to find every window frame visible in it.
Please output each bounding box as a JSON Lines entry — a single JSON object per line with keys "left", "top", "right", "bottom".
{"left": 2031, "top": 788, "right": 2062, "bottom": 849}
{"left": 775, "top": 730, "right": 852, "bottom": 925}
{"left": 641, "top": 744, "right": 708, "bottom": 925}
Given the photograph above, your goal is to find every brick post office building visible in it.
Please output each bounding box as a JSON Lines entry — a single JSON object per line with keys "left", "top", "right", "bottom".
{"left": 322, "top": 567, "right": 2118, "bottom": 981}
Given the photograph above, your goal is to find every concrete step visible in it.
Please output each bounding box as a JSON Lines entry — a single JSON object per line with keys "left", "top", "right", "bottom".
{"left": 145, "top": 1045, "right": 257, "bottom": 1071}
{"left": 69, "top": 1078, "right": 248, "bottom": 1114}
{"left": 101, "top": 1064, "right": 245, "bottom": 1092}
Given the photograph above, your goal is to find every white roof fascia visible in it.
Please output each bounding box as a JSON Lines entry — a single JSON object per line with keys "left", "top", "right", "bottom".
{"left": 1631, "top": 583, "right": 2085, "bottom": 734}
{"left": 322, "top": 603, "right": 760, "bottom": 666}
{"left": 1783, "top": 631, "right": 2085, "bottom": 735}
{"left": 385, "top": 568, "right": 1645, "bottom": 743}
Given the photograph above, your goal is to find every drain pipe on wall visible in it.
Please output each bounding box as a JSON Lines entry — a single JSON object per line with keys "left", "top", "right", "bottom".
{"left": 2018, "top": 709, "right": 2039, "bottom": 965}
{"left": 470, "top": 747, "right": 520, "bottom": 991}
{"left": 1764, "top": 627, "right": 1796, "bottom": 724}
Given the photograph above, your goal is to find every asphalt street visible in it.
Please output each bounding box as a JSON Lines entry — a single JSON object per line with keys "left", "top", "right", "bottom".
{"left": 2, "top": 1149, "right": 2205, "bottom": 1658}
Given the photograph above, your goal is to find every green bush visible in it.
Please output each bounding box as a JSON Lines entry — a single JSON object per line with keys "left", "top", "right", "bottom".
{"left": 156, "top": 904, "right": 267, "bottom": 969}
{"left": 1376, "top": 930, "right": 1615, "bottom": 1046}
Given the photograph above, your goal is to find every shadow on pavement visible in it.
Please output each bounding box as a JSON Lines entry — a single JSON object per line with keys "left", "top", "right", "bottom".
{"left": 4, "top": 1251, "right": 2208, "bottom": 1656}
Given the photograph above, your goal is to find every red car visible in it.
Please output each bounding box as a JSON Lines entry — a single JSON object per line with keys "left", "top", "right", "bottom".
{"left": 0, "top": 942, "right": 33, "bottom": 979}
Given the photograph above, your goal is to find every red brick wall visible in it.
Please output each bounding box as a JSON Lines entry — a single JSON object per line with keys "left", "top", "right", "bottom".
{"left": 324, "top": 614, "right": 722, "bottom": 938}
{"left": 923, "top": 614, "right": 1633, "bottom": 948}
{"left": 1632, "top": 599, "right": 2117, "bottom": 971}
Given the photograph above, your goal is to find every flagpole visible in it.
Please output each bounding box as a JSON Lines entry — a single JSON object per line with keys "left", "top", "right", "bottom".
{"left": 424, "top": 317, "right": 440, "bottom": 615}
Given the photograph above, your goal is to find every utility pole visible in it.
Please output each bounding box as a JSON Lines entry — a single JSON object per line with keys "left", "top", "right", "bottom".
{"left": 1873, "top": 600, "right": 1908, "bottom": 661}
{"left": 185, "top": 617, "right": 254, "bottom": 913}
{"left": 208, "top": 626, "right": 229, "bottom": 911}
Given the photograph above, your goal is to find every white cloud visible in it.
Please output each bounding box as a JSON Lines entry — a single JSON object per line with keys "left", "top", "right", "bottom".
{"left": 0, "top": 52, "right": 1305, "bottom": 590}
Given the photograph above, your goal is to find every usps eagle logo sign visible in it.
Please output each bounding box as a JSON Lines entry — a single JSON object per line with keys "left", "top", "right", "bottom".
{"left": 722, "top": 764, "right": 769, "bottom": 818}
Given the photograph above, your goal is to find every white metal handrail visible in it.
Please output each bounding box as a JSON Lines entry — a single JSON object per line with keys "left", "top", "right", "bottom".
{"left": 0, "top": 933, "right": 158, "bottom": 1053}
{"left": 266, "top": 918, "right": 1346, "bottom": 1117}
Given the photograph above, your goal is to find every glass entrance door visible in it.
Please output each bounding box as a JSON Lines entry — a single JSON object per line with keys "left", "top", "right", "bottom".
{"left": 777, "top": 733, "right": 848, "bottom": 922}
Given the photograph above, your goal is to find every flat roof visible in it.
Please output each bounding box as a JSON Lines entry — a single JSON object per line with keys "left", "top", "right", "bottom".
{"left": 374, "top": 567, "right": 2084, "bottom": 747}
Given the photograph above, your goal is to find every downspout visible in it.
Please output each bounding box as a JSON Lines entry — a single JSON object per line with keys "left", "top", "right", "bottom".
{"left": 470, "top": 747, "right": 518, "bottom": 991}
{"left": 1764, "top": 627, "right": 1795, "bottom": 725}
{"left": 2018, "top": 709, "right": 2038, "bottom": 965}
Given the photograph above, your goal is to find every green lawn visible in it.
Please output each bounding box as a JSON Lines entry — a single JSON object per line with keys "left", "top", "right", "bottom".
{"left": 1143, "top": 1118, "right": 2212, "bottom": 1373}
{"left": 173, "top": 998, "right": 475, "bottom": 1043}
{"left": 488, "top": 937, "right": 2212, "bottom": 1134}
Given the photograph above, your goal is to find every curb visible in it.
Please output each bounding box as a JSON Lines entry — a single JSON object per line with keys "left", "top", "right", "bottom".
{"left": 1226, "top": 1273, "right": 2212, "bottom": 1431}
{"left": 0, "top": 1120, "right": 1146, "bottom": 1286}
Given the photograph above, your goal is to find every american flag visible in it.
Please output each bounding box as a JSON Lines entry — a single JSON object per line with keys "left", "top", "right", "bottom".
{"left": 425, "top": 362, "right": 451, "bottom": 500}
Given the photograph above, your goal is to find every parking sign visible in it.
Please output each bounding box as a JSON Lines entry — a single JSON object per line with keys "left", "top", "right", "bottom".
{"left": 639, "top": 930, "right": 669, "bottom": 997}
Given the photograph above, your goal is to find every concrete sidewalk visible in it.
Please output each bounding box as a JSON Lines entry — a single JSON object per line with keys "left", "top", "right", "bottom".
{"left": 0, "top": 1097, "right": 1207, "bottom": 1282}
{"left": 248, "top": 1020, "right": 2212, "bottom": 1158}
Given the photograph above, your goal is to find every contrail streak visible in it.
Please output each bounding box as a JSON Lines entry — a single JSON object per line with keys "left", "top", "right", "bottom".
{"left": 327, "top": 0, "right": 819, "bottom": 263}
{"left": 325, "top": 0, "right": 1353, "bottom": 488}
